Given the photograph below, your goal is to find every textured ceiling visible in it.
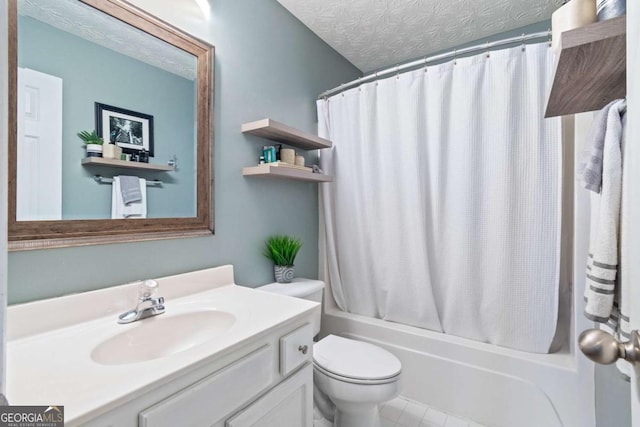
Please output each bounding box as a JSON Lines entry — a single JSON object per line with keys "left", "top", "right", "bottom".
{"left": 276, "top": 0, "right": 562, "bottom": 72}
{"left": 19, "top": 0, "right": 197, "bottom": 80}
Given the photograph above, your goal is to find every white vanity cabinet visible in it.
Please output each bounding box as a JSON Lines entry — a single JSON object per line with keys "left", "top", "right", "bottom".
{"left": 82, "top": 321, "right": 314, "bottom": 427}
{"left": 7, "top": 267, "right": 319, "bottom": 427}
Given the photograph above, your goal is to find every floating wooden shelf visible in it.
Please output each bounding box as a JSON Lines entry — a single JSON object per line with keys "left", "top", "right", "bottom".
{"left": 242, "top": 164, "right": 333, "bottom": 182}
{"left": 545, "top": 15, "right": 626, "bottom": 118}
{"left": 241, "top": 119, "right": 332, "bottom": 150}
{"left": 81, "top": 157, "right": 174, "bottom": 172}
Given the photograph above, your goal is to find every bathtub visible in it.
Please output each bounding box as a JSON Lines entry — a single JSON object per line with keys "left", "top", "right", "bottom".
{"left": 320, "top": 296, "right": 595, "bottom": 427}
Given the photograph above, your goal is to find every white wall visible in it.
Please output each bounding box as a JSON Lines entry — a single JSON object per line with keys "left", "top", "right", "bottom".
{"left": 0, "top": 0, "right": 9, "bottom": 396}
{"left": 625, "top": 2, "right": 640, "bottom": 425}
{"left": 565, "top": 113, "right": 598, "bottom": 426}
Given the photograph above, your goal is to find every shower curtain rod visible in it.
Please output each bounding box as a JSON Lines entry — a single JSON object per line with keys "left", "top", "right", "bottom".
{"left": 318, "top": 30, "right": 551, "bottom": 99}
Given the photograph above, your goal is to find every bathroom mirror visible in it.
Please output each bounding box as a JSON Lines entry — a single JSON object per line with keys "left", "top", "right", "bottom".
{"left": 7, "top": 0, "right": 214, "bottom": 250}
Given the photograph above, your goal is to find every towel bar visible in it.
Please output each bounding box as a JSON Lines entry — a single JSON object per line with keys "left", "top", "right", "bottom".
{"left": 93, "top": 175, "right": 163, "bottom": 186}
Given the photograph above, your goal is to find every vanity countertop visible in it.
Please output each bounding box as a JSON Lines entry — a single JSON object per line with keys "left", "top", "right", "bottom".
{"left": 6, "top": 266, "right": 319, "bottom": 425}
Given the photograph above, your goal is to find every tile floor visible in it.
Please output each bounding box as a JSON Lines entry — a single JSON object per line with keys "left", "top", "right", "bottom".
{"left": 380, "top": 396, "right": 487, "bottom": 427}
{"left": 313, "top": 395, "right": 488, "bottom": 427}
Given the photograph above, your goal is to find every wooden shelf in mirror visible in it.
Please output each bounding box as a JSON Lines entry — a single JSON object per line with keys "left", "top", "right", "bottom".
{"left": 545, "top": 15, "right": 626, "bottom": 118}
{"left": 81, "top": 157, "right": 174, "bottom": 172}
{"left": 241, "top": 119, "right": 332, "bottom": 150}
{"left": 243, "top": 164, "right": 333, "bottom": 182}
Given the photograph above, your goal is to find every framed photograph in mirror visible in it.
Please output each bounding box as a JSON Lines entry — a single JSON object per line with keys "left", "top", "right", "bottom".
{"left": 96, "top": 102, "right": 154, "bottom": 156}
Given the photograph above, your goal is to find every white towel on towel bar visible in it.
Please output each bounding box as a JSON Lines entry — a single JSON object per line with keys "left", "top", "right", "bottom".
{"left": 111, "top": 176, "right": 147, "bottom": 219}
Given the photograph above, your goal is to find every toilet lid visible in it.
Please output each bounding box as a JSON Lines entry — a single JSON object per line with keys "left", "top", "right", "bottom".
{"left": 258, "top": 279, "right": 324, "bottom": 298}
{"left": 313, "top": 335, "right": 401, "bottom": 381}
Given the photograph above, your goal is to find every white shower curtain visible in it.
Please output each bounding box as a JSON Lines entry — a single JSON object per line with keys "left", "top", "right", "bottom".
{"left": 318, "top": 43, "right": 562, "bottom": 353}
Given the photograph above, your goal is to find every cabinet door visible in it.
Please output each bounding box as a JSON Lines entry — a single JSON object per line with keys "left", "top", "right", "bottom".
{"left": 139, "top": 346, "right": 273, "bottom": 427}
{"left": 279, "top": 323, "right": 313, "bottom": 376}
{"left": 226, "top": 364, "right": 313, "bottom": 427}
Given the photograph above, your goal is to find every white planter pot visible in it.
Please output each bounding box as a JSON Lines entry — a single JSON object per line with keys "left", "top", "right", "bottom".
{"left": 86, "top": 144, "right": 103, "bottom": 157}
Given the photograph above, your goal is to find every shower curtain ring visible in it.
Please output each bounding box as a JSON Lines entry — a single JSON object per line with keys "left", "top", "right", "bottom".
{"left": 375, "top": 72, "right": 379, "bottom": 86}
{"left": 423, "top": 56, "right": 428, "bottom": 72}
{"left": 486, "top": 41, "right": 490, "bottom": 58}
{"left": 396, "top": 65, "right": 400, "bottom": 79}
{"left": 521, "top": 33, "right": 526, "bottom": 52}
{"left": 548, "top": 28, "right": 552, "bottom": 47}
{"left": 453, "top": 49, "right": 457, "bottom": 65}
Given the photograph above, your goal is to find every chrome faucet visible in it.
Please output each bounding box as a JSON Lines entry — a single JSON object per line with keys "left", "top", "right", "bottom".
{"left": 118, "top": 279, "right": 165, "bottom": 324}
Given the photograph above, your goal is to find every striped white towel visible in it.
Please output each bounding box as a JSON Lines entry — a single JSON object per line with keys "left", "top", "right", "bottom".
{"left": 583, "top": 99, "right": 629, "bottom": 377}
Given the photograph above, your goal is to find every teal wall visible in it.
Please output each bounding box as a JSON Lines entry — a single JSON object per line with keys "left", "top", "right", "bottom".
{"left": 18, "top": 16, "right": 196, "bottom": 219}
{"left": 8, "top": 0, "right": 360, "bottom": 303}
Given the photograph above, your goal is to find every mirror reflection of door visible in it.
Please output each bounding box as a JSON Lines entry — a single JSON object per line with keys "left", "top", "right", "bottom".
{"left": 17, "top": 67, "right": 62, "bottom": 221}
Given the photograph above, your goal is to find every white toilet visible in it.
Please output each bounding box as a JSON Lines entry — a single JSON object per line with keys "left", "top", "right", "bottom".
{"left": 258, "top": 279, "right": 401, "bottom": 427}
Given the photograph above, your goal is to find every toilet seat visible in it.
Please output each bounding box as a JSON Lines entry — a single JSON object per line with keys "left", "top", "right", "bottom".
{"left": 313, "top": 361, "right": 399, "bottom": 385}
{"left": 313, "top": 335, "right": 401, "bottom": 385}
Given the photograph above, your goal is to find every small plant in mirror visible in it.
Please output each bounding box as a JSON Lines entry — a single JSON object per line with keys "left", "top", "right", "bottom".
{"left": 78, "top": 130, "right": 104, "bottom": 158}
{"left": 77, "top": 130, "right": 104, "bottom": 145}
{"left": 263, "top": 235, "right": 302, "bottom": 283}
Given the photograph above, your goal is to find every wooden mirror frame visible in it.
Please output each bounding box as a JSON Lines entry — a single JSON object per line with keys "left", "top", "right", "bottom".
{"left": 7, "top": 0, "right": 214, "bottom": 250}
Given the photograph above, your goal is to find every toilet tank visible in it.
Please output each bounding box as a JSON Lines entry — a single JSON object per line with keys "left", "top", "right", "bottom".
{"left": 258, "top": 278, "right": 325, "bottom": 336}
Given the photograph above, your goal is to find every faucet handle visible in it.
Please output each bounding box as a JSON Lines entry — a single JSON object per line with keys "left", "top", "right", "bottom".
{"left": 139, "top": 279, "right": 159, "bottom": 299}
{"left": 154, "top": 296, "right": 166, "bottom": 311}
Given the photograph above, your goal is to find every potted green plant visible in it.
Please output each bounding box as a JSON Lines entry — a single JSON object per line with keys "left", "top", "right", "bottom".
{"left": 263, "top": 235, "right": 302, "bottom": 283}
{"left": 78, "top": 130, "right": 104, "bottom": 158}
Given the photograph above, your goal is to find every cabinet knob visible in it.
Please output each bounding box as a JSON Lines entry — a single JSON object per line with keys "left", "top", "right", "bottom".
{"left": 298, "top": 345, "right": 308, "bottom": 355}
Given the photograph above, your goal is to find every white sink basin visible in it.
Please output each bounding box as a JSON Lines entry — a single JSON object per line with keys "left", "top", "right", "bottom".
{"left": 91, "top": 310, "right": 236, "bottom": 365}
